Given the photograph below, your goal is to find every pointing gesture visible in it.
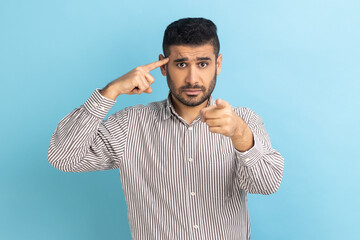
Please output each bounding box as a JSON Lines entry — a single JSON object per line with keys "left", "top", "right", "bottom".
{"left": 213, "top": 98, "right": 228, "bottom": 109}
{"left": 201, "top": 98, "right": 254, "bottom": 152}
{"left": 200, "top": 99, "right": 231, "bottom": 124}
{"left": 100, "top": 57, "right": 169, "bottom": 100}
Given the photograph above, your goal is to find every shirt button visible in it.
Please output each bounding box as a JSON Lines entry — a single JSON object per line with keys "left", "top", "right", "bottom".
{"left": 245, "top": 158, "right": 250, "bottom": 162}
{"left": 193, "top": 224, "right": 199, "bottom": 229}
{"left": 188, "top": 158, "right": 193, "bottom": 162}
{"left": 190, "top": 192, "right": 196, "bottom": 196}
{"left": 100, "top": 106, "right": 105, "bottom": 111}
{"left": 93, "top": 102, "right": 99, "bottom": 107}
{"left": 188, "top": 127, "right": 193, "bottom": 131}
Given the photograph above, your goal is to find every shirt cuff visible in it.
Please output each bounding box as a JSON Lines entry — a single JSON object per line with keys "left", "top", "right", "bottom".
{"left": 83, "top": 89, "right": 116, "bottom": 119}
{"left": 234, "top": 134, "right": 264, "bottom": 167}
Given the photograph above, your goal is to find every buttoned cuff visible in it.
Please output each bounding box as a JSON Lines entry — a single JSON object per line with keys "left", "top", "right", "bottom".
{"left": 83, "top": 89, "right": 116, "bottom": 119}
{"left": 235, "top": 134, "right": 264, "bottom": 167}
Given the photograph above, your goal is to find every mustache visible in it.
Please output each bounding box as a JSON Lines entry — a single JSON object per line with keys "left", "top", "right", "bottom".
{"left": 180, "top": 85, "right": 205, "bottom": 91}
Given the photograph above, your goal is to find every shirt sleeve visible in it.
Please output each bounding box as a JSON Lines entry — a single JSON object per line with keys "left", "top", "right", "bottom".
{"left": 233, "top": 107, "right": 284, "bottom": 195}
{"left": 47, "top": 89, "right": 128, "bottom": 172}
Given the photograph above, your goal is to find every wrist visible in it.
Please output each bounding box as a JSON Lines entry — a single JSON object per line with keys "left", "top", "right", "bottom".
{"left": 231, "top": 119, "right": 254, "bottom": 152}
{"left": 99, "top": 85, "right": 119, "bottom": 101}
{"left": 231, "top": 132, "right": 254, "bottom": 152}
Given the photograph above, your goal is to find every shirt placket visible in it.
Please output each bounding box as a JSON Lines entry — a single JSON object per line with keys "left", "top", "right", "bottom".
{"left": 184, "top": 122, "right": 204, "bottom": 239}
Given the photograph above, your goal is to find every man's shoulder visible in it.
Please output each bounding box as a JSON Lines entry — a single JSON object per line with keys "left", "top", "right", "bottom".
{"left": 109, "top": 98, "right": 167, "bottom": 120}
{"left": 232, "top": 106, "right": 255, "bottom": 116}
{"left": 126, "top": 98, "right": 167, "bottom": 112}
{"left": 232, "top": 106, "right": 262, "bottom": 125}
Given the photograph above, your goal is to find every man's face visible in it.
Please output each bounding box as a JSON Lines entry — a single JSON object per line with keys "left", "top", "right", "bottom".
{"left": 160, "top": 43, "right": 222, "bottom": 107}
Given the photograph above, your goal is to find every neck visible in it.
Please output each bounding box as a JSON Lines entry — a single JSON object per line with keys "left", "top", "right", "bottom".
{"left": 170, "top": 94, "right": 209, "bottom": 125}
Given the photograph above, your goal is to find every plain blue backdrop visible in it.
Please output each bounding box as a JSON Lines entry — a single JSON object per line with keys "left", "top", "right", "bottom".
{"left": 1, "top": 0, "right": 359, "bottom": 239}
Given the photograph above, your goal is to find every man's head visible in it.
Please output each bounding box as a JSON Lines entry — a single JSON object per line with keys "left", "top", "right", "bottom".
{"left": 162, "top": 17, "right": 220, "bottom": 58}
{"left": 159, "top": 17, "right": 223, "bottom": 107}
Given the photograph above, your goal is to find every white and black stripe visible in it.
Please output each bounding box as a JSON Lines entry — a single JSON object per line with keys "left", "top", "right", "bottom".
{"left": 48, "top": 89, "right": 284, "bottom": 240}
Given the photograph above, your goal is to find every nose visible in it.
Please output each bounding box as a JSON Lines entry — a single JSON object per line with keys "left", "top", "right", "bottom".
{"left": 185, "top": 65, "right": 198, "bottom": 86}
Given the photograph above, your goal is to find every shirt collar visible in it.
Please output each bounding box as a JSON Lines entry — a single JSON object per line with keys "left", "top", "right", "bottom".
{"left": 162, "top": 91, "right": 216, "bottom": 121}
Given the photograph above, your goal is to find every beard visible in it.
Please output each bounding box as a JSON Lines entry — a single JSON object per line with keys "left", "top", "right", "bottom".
{"left": 166, "top": 67, "right": 217, "bottom": 107}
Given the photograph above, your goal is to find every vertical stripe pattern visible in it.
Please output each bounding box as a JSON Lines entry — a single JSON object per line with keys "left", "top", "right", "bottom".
{"left": 48, "top": 89, "right": 284, "bottom": 240}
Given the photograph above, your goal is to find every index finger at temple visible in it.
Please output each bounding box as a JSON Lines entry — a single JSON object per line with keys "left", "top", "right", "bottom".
{"left": 142, "top": 58, "right": 169, "bottom": 72}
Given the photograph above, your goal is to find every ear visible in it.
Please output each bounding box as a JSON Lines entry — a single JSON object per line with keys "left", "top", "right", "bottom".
{"left": 216, "top": 53, "right": 223, "bottom": 75}
{"left": 159, "top": 54, "right": 167, "bottom": 76}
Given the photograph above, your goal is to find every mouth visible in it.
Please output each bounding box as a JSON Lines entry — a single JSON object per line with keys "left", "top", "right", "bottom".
{"left": 182, "top": 89, "right": 202, "bottom": 96}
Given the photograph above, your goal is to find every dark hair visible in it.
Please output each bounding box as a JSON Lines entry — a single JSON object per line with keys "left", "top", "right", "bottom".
{"left": 162, "top": 17, "right": 220, "bottom": 58}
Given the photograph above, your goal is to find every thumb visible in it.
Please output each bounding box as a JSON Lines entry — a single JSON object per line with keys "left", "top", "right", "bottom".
{"left": 216, "top": 99, "right": 227, "bottom": 109}
{"left": 144, "top": 86, "right": 153, "bottom": 94}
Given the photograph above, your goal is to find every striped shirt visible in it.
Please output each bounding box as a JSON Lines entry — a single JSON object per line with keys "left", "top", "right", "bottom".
{"left": 48, "top": 89, "right": 284, "bottom": 240}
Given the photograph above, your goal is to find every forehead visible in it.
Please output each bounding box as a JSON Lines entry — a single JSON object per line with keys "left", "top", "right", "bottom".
{"left": 168, "top": 44, "right": 215, "bottom": 60}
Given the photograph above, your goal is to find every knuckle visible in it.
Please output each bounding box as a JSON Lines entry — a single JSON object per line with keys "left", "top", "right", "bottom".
{"left": 136, "top": 76, "right": 144, "bottom": 83}
{"left": 146, "top": 74, "right": 154, "bottom": 83}
{"left": 131, "top": 78, "right": 138, "bottom": 86}
{"left": 224, "top": 114, "right": 232, "bottom": 119}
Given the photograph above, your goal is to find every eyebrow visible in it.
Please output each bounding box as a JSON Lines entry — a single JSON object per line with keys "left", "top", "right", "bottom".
{"left": 173, "top": 57, "right": 212, "bottom": 62}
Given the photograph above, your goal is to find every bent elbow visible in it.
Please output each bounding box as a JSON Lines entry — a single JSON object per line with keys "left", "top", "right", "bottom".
{"left": 262, "top": 181, "right": 282, "bottom": 195}
{"left": 262, "top": 171, "right": 284, "bottom": 195}
{"left": 47, "top": 146, "right": 74, "bottom": 172}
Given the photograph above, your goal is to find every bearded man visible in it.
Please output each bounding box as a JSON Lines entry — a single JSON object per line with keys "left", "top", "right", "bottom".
{"left": 48, "top": 17, "right": 284, "bottom": 240}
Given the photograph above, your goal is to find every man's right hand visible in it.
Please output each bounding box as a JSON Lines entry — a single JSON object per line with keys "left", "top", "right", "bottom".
{"left": 99, "top": 57, "right": 169, "bottom": 101}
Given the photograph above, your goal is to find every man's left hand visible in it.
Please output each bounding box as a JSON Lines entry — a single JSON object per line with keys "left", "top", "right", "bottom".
{"left": 200, "top": 99, "right": 254, "bottom": 152}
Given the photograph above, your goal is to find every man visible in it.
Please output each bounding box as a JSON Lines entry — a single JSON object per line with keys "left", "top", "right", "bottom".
{"left": 48, "top": 17, "right": 284, "bottom": 240}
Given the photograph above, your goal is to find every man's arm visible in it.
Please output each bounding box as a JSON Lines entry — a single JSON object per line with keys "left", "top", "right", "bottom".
{"left": 201, "top": 100, "right": 284, "bottom": 195}
{"left": 232, "top": 107, "right": 284, "bottom": 195}
{"left": 47, "top": 89, "right": 126, "bottom": 172}
{"left": 48, "top": 57, "right": 169, "bottom": 172}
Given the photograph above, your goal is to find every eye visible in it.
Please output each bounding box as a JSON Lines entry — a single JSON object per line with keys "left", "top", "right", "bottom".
{"left": 177, "top": 62, "right": 187, "bottom": 68}
{"left": 199, "top": 62, "right": 208, "bottom": 68}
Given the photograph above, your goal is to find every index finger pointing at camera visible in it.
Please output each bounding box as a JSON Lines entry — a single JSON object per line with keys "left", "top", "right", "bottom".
{"left": 215, "top": 99, "right": 228, "bottom": 109}
{"left": 142, "top": 57, "right": 169, "bottom": 72}
{"left": 201, "top": 99, "right": 230, "bottom": 122}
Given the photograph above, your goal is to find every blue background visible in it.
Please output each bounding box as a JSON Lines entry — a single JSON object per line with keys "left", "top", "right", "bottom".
{"left": 1, "top": 0, "right": 359, "bottom": 239}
